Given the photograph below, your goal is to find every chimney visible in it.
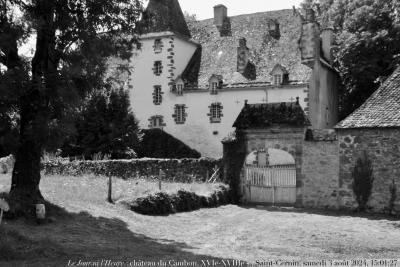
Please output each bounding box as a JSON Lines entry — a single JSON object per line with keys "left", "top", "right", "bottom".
{"left": 321, "top": 28, "right": 335, "bottom": 65}
{"left": 268, "top": 20, "right": 281, "bottom": 40}
{"left": 214, "top": 4, "right": 227, "bottom": 29}
{"left": 237, "top": 38, "right": 249, "bottom": 74}
{"left": 299, "top": 8, "right": 319, "bottom": 68}
{"left": 305, "top": 8, "right": 316, "bottom": 23}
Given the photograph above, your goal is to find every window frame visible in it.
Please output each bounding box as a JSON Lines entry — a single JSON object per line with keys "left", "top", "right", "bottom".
{"left": 153, "top": 85, "right": 163, "bottom": 105}
{"left": 154, "top": 39, "right": 163, "bottom": 53}
{"left": 153, "top": 61, "right": 162, "bottom": 76}
{"left": 173, "top": 104, "right": 187, "bottom": 124}
{"left": 209, "top": 102, "right": 223, "bottom": 123}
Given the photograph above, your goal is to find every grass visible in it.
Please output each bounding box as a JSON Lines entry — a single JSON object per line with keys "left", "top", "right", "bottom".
{"left": 1, "top": 173, "right": 400, "bottom": 266}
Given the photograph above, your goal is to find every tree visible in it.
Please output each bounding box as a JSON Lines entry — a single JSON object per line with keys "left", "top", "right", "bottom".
{"left": 0, "top": 0, "right": 143, "bottom": 216}
{"left": 63, "top": 89, "right": 141, "bottom": 160}
{"left": 301, "top": 0, "right": 400, "bottom": 119}
{"left": 352, "top": 151, "right": 374, "bottom": 212}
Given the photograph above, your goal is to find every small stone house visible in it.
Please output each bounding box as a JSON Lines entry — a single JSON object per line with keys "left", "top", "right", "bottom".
{"left": 335, "top": 66, "right": 400, "bottom": 212}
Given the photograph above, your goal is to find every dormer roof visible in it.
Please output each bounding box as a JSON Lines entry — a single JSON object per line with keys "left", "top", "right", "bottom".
{"left": 208, "top": 74, "right": 223, "bottom": 82}
{"left": 269, "top": 64, "right": 289, "bottom": 75}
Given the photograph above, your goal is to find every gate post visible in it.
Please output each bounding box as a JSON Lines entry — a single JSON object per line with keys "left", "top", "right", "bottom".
{"left": 222, "top": 132, "right": 247, "bottom": 204}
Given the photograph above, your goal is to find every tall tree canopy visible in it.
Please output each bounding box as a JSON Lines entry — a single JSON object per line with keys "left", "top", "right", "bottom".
{"left": 301, "top": 0, "right": 400, "bottom": 118}
{"left": 0, "top": 0, "right": 143, "bottom": 216}
{"left": 62, "top": 89, "right": 141, "bottom": 160}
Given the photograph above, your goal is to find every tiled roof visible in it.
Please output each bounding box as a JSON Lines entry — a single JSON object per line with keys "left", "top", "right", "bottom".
{"left": 188, "top": 9, "right": 311, "bottom": 87}
{"left": 140, "top": 0, "right": 191, "bottom": 39}
{"left": 233, "top": 101, "right": 309, "bottom": 129}
{"left": 336, "top": 66, "right": 400, "bottom": 129}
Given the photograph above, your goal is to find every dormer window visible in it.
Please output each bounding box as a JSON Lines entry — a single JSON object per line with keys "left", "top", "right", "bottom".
{"left": 177, "top": 84, "right": 184, "bottom": 95}
{"left": 209, "top": 75, "right": 223, "bottom": 95}
{"left": 154, "top": 39, "right": 163, "bottom": 53}
{"left": 270, "top": 64, "right": 289, "bottom": 86}
{"left": 273, "top": 74, "right": 282, "bottom": 85}
{"left": 211, "top": 82, "right": 218, "bottom": 94}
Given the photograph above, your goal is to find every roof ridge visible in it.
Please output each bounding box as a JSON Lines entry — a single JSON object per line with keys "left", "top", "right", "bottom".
{"left": 197, "top": 9, "right": 294, "bottom": 22}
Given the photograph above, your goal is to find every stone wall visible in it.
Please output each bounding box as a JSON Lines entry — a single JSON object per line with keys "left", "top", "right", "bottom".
{"left": 338, "top": 128, "right": 400, "bottom": 213}
{"left": 302, "top": 129, "right": 339, "bottom": 209}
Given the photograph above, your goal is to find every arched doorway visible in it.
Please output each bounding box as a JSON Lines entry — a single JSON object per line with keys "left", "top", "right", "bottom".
{"left": 242, "top": 148, "right": 297, "bottom": 205}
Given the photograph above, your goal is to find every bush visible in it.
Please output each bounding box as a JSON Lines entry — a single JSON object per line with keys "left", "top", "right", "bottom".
{"left": 136, "top": 129, "right": 201, "bottom": 159}
{"left": 128, "top": 186, "right": 231, "bottom": 216}
{"left": 352, "top": 151, "right": 374, "bottom": 212}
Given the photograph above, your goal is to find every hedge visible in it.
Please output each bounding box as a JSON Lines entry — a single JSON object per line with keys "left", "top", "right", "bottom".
{"left": 126, "top": 185, "right": 232, "bottom": 215}
{"left": 42, "top": 158, "right": 222, "bottom": 183}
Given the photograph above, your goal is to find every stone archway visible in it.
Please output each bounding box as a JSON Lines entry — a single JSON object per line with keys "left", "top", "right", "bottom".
{"left": 241, "top": 127, "right": 305, "bottom": 206}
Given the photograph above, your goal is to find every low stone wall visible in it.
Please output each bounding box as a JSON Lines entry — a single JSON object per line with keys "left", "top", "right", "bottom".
{"left": 301, "top": 129, "right": 339, "bottom": 209}
{"left": 338, "top": 128, "right": 400, "bottom": 213}
{"left": 42, "top": 158, "right": 222, "bottom": 183}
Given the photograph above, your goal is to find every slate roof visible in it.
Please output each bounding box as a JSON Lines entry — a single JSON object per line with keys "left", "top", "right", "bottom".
{"left": 187, "top": 9, "right": 311, "bottom": 88}
{"left": 233, "top": 101, "right": 309, "bottom": 129}
{"left": 140, "top": 0, "right": 191, "bottom": 39}
{"left": 336, "top": 66, "right": 400, "bottom": 129}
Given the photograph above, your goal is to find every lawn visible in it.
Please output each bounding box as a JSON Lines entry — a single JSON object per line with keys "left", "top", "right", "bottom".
{"left": 1, "top": 173, "right": 400, "bottom": 266}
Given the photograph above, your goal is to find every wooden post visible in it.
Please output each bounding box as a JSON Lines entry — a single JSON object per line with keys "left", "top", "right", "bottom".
{"left": 107, "top": 176, "right": 113, "bottom": 203}
{"left": 158, "top": 169, "right": 163, "bottom": 190}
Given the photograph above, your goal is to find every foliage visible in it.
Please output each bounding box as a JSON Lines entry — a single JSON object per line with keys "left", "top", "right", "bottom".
{"left": 62, "top": 89, "right": 141, "bottom": 160}
{"left": 301, "top": 0, "right": 400, "bottom": 119}
{"left": 0, "top": 0, "right": 144, "bottom": 211}
{"left": 234, "top": 102, "right": 308, "bottom": 129}
{"left": 128, "top": 185, "right": 231, "bottom": 216}
{"left": 136, "top": 129, "right": 201, "bottom": 159}
{"left": 352, "top": 151, "right": 374, "bottom": 212}
{"left": 42, "top": 158, "right": 222, "bottom": 182}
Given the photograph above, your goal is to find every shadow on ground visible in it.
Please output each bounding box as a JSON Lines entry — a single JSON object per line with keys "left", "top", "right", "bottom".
{"left": 241, "top": 204, "right": 399, "bottom": 221}
{"left": 0, "top": 199, "right": 242, "bottom": 266}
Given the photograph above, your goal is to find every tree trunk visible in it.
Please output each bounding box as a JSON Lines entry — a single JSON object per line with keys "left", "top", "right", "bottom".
{"left": 8, "top": 92, "right": 45, "bottom": 217}
{"left": 8, "top": 0, "right": 55, "bottom": 218}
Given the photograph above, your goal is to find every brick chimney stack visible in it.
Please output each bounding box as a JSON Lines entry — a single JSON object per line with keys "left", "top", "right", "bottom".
{"left": 214, "top": 4, "right": 227, "bottom": 29}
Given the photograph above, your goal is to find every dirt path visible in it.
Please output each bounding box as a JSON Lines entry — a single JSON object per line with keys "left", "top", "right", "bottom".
{"left": 1, "top": 174, "right": 400, "bottom": 266}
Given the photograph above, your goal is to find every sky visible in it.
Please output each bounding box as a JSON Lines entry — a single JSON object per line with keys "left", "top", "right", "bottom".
{"left": 145, "top": 0, "right": 304, "bottom": 20}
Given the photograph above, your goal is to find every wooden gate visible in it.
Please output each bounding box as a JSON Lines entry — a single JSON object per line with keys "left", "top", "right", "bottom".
{"left": 242, "top": 164, "right": 297, "bottom": 205}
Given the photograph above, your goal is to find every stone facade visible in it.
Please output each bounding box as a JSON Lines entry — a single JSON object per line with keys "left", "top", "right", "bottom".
{"left": 338, "top": 128, "right": 400, "bottom": 213}
{"left": 302, "top": 129, "right": 339, "bottom": 209}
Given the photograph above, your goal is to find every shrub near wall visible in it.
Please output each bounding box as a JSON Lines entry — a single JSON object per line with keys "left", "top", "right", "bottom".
{"left": 42, "top": 158, "right": 222, "bottom": 183}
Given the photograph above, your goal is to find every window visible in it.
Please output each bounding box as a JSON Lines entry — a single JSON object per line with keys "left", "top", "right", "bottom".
{"left": 173, "top": 104, "right": 187, "bottom": 124}
{"left": 154, "top": 39, "right": 163, "bottom": 53}
{"left": 273, "top": 74, "right": 282, "bottom": 85}
{"left": 153, "top": 61, "right": 162, "bottom": 76}
{"left": 148, "top": 115, "right": 165, "bottom": 129}
{"left": 211, "top": 82, "right": 218, "bottom": 94}
{"left": 153, "top": 85, "right": 163, "bottom": 105}
{"left": 208, "top": 102, "right": 223, "bottom": 123}
{"left": 177, "top": 83, "right": 184, "bottom": 95}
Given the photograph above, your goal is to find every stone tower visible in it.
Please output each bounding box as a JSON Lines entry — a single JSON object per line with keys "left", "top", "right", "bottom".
{"left": 299, "top": 8, "right": 339, "bottom": 129}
